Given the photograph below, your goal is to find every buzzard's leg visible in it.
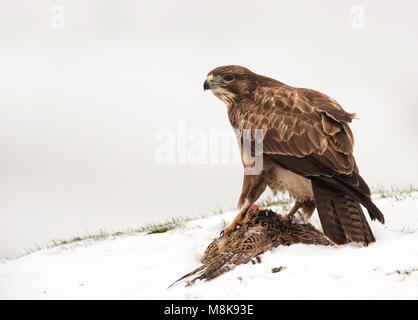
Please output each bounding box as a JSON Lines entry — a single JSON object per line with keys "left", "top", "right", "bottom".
{"left": 223, "top": 174, "right": 267, "bottom": 235}
{"left": 222, "top": 203, "right": 253, "bottom": 235}
{"left": 286, "top": 199, "right": 316, "bottom": 222}
{"left": 286, "top": 200, "right": 303, "bottom": 219}
{"left": 300, "top": 199, "right": 316, "bottom": 222}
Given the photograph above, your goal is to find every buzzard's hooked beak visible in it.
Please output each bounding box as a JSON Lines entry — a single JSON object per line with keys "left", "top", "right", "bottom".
{"left": 203, "top": 74, "right": 214, "bottom": 91}
{"left": 203, "top": 79, "right": 210, "bottom": 91}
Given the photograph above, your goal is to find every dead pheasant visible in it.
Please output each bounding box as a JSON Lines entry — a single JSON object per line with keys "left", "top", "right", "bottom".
{"left": 170, "top": 208, "right": 334, "bottom": 287}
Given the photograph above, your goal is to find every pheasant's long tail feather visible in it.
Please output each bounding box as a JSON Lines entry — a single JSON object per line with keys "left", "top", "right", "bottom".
{"left": 167, "top": 264, "right": 206, "bottom": 288}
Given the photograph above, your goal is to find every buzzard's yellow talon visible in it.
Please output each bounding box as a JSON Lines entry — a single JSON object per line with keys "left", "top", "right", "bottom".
{"left": 222, "top": 213, "right": 250, "bottom": 235}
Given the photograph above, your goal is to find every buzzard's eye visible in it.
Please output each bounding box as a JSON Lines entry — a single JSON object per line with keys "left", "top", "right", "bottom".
{"left": 224, "top": 74, "right": 234, "bottom": 82}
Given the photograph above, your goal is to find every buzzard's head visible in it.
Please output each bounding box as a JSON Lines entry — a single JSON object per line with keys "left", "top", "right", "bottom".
{"left": 204, "top": 65, "right": 259, "bottom": 104}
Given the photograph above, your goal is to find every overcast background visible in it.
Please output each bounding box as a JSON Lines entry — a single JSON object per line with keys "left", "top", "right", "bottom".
{"left": 0, "top": 0, "right": 417, "bottom": 258}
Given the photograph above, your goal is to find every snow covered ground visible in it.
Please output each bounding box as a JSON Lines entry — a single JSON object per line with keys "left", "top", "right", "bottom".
{"left": 1, "top": 193, "right": 417, "bottom": 300}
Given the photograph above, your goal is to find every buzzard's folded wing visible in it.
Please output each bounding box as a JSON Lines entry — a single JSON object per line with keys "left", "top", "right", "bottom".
{"left": 229, "top": 85, "right": 384, "bottom": 236}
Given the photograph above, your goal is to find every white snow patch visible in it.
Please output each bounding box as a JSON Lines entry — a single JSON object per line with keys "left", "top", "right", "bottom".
{"left": 0, "top": 194, "right": 417, "bottom": 299}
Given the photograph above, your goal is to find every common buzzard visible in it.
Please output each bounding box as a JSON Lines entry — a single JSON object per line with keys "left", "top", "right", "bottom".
{"left": 203, "top": 65, "right": 384, "bottom": 246}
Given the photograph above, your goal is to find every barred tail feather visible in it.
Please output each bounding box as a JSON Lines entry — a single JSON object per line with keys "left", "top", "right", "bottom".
{"left": 312, "top": 182, "right": 376, "bottom": 246}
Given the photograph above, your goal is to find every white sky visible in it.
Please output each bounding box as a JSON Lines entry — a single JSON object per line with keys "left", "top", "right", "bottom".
{"left": 0, "top": 0, "right": 417, "bottom": 258}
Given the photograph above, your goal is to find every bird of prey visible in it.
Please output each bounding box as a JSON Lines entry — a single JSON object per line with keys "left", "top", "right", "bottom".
{"left": 170, "top": 208, "right": 333, "bottom": 287}
{"left": 203, "top": 65, "right": 384, "bottom": 246}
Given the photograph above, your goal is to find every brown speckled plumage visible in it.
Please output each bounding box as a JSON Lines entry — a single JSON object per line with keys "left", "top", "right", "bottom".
{"left": 204, "top": 65, "right": 384, "bottom": 246}
{"left": 170, "top": 209, "right": 333, "bottom": 287}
